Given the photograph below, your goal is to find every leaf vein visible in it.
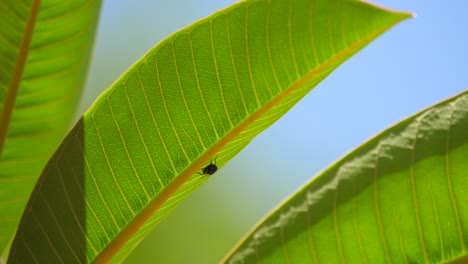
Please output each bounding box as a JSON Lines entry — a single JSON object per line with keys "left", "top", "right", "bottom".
{"left": 91, "top": 114, "right": 136, "bottom": 215}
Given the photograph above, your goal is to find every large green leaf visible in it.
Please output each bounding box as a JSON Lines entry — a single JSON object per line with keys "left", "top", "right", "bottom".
{"left": 224, "top": 90, "right": 468, "bottom": 263}
{"left": 0, "top": 0, "right": 101, "bottom": 257}
{"left": 7, "top": 0, "right": 410, "bottom": 263}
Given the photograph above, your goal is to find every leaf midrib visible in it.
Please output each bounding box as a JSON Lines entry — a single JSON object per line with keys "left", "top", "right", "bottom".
{"left": 0, "top": 0, "right": 41, "bottom": 156}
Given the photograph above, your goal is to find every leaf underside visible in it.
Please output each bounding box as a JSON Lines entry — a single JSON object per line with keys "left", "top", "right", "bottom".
{"left": 225, "top": 90, "right": 468, "bottom": 264}
{"left": 7, "top": 0, "right": 410, "bottom": 263}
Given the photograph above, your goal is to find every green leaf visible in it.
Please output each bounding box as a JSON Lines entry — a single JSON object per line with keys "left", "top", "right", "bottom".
{"left": 224, "top": 90, "right": 468, "bottom": 263}
{"left": 0, "top": 0, "right": 101, "bottom": 257}
{"left": 7, "top": 0, "right": 411, "bottom": 263}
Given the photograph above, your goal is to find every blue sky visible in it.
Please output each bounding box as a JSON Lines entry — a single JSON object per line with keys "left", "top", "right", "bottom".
{"left": 79, "top": 1, "right": 468, "bottom": 262}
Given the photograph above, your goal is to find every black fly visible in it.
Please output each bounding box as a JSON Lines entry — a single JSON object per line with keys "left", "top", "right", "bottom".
{"left": 198, "top": 155, "right": 218, "bottom": 176}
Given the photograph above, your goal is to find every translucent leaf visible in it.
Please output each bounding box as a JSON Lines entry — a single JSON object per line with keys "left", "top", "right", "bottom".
{"left": 7, "top": 0, "right": 410, "bottom": 262}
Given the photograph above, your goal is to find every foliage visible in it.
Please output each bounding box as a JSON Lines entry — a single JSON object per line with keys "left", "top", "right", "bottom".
{"left": 2, "top": 0, "right": 465, "bottom": 263}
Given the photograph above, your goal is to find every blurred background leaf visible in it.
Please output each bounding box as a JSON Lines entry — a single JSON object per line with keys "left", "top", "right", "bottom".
{"left": 0, "top": 0, "right": 101, "bottom": 258}
{"left": 7, "top": 0, "right": 409, "bottom": 263}
{"left": 225, "top": 90, "right": 468, "bottom": 263}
